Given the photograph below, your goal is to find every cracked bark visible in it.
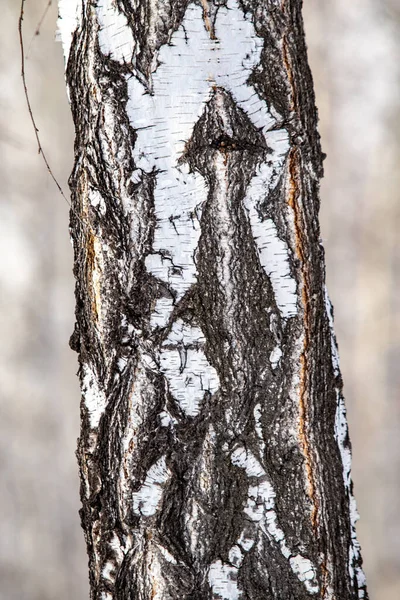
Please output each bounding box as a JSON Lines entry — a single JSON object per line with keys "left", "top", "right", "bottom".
{"left": 59, "top": 0, "right": 368, "bottom": 598}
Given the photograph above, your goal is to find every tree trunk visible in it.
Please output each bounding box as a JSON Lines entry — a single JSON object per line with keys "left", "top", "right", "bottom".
{"left": 58, "top": 1, "right": 368, "bottom": 598}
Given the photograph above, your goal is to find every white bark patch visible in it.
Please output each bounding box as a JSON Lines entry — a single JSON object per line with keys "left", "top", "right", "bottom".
{"left": 230, "top": 446, "right": 319, "bottom": 594}
{"left": 150, "top": 297, "right": 174, "bottom": 329}
{"left": 160, "top": 320, "right": 219, "bottom": 416}
{"left": 253, "top": 403, "right": 266, "bottom": 455}
{"left": 132, "top": 455, "right": 170, "bottom": 517}
{"left": 96, "top": 0, "right": 135, "bottom": 63}
{"left": 335, "top": 393, "right": 352, "bottom": 489}
{"left": 244, "top": 211, "right": 297, "bottom": 318}
{"left": 208, "top": 560, "right": 241, "bottom": 600}
{"left": 159, "top": 344, "right": 219, "bottom": 416}
{"left": 57, "top": 0, "right": 82, "bottom": 64}
{"left": 166, "top": 319, "right": 206, "bottom": 346}
{"left": 324, "top": 285, "right": 340, "bottom": 377}
{"left": 290, "top": 555, "right": 320, "bottom": 587}
{"left": 81, "top": 363, "right": 107, "bottom": 428}
{"left": 269, "top": 346, "right": 283, "bottom": 369}
{"left": 101, "top": 561, "right": 115, "bottom": 582}
{"left": 127, "top": 0, "right": 277, "bottom": 172}
{"left": 89, "top": 188, "right": 107, "bottom": 215}
{"left": 142, "top": 167, "right": 205, "bottom": 302}
{"left": 228, "top": 545, "right": 244, "bottom": 568}
{"left": 126, "top": 0, "right": 290, "bottom": 311}
{"left": 231, "top": 447, "right": 266, "bottom": 479}
{"left": 159, "top": 410, "right": 177, "bottom": 428}
{"left": 141, "top": 351, "right": 158, "bottom": 372}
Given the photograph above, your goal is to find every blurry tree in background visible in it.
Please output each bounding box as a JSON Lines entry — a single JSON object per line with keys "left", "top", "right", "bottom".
{"left": 0, "top": 0, "right": 399, "bottom": 599}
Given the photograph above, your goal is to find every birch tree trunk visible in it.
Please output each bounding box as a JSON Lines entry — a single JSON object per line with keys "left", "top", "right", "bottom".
{"left": 58, "top": 1, "right": 368, "bottom": 598}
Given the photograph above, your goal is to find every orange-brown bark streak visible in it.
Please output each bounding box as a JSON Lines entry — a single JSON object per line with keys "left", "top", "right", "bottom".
{"left": 282, "top": 7, "right": 319, "bottom": 534}
{"left": 287, "top": 148, "right": 319, "bottom": 532}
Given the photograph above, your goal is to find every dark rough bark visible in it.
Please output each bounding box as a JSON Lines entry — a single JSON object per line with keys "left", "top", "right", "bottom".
{"left": 60, "top": 0, "right": 367, "bottom": 598}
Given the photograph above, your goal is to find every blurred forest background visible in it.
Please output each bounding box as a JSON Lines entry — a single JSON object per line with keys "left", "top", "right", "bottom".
{"left": 1, "top": 0, "right": 399, "bottom": 598}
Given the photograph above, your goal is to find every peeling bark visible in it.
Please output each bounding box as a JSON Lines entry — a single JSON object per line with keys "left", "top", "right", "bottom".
{"left": 58, "top": 1, "right": 368, "bottom": 598}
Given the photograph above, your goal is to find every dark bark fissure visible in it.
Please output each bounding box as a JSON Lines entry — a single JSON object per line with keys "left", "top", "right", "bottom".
{"left": 61, "top": 0, "right": 367, "bottom": 598}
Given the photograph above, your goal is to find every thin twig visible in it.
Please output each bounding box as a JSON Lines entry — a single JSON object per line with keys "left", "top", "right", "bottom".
{"left": 26, "top": 0, "right": 52, "bottom": 59}
{"left": 18, "top": 0, "right": 70, "bottom": 207}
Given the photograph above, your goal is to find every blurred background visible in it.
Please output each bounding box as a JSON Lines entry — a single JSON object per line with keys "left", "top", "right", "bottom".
{"left": 0, "top": 1, "right": 399, "bottom": 598}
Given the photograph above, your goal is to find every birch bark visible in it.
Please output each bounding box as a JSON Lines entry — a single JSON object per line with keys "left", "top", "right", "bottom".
{"left": 58, "top": 1, "right": 368, "bottom": 598}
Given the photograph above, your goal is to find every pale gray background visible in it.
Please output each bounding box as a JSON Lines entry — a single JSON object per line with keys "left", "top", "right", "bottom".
{"left": 1, "top": 1, "right": 399, "bottom": 598}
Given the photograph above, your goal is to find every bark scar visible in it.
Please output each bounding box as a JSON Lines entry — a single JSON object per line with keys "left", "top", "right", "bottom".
{"left": 287, "top": 148, "right": 319, "bottom": 531}
{"left": 282, "top": 32, "right": 297, "bottom": 114}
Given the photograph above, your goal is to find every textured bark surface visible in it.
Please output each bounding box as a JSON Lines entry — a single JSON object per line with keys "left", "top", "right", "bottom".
{"left": 59, "top": 1, "right": 368, "bottom": 598}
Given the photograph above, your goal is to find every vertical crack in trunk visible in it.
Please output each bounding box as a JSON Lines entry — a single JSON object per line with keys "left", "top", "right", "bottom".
{"left": 287, "top": 147, "right": 318, "bottom": 530}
